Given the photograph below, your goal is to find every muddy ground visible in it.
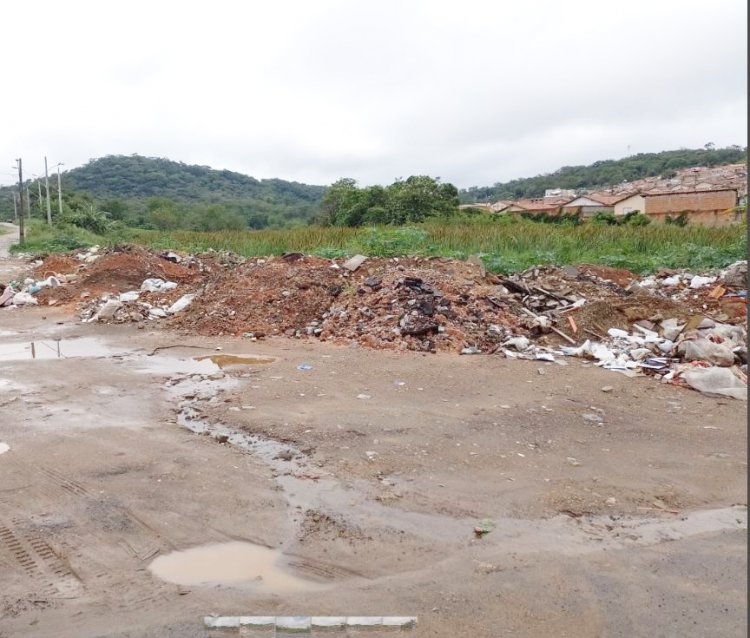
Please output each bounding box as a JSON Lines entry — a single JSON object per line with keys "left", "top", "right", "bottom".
{"left": 0, "top": 239, "right": 746, "bottom": 637}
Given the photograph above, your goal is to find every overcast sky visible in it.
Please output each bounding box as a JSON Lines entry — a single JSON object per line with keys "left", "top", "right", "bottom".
{"left": 0, "top": 0, "right": 746, "bottom": 189}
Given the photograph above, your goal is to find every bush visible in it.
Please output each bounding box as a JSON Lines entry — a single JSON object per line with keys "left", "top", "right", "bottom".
{"left": 591, "top": 212, "right": 619, "bottom": 226}
{"left": 60, "top": 204, "right": 111, "bottom": 234}
{"left": 623, "top": 212, "right": 651, "bottom": 226}
{"left": 665, "top": 213, "right": 689, "bottom": 227}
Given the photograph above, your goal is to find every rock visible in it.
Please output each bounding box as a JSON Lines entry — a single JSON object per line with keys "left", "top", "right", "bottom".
{"left": 582, "top": 413, "right": 604, "bottom": 425}
{"left": 721, "top": 261, "right": 747, "bottom": 288}
{"left": 601, "top": 386, "right": 614, "bottom": 392}
{"left": 461, "top": 346, "right": 481, "bottom": 355}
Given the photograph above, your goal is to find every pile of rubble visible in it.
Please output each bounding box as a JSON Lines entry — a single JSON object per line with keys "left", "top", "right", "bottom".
{"left": 5, "top": 246, "right": 747, "bottom": 398}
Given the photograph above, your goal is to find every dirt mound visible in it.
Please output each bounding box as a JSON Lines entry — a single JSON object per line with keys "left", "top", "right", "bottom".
{"left": 33, "top": 255, "right": 80, "bottom": 278}
{"left": 175, "top": 256, "right": 357, "bottom": 337}
{"left": 578, "top": 265, "right": 638, "bottom": 288}
{"left": 81, "top": 246, "right": 198, "bottom": 290}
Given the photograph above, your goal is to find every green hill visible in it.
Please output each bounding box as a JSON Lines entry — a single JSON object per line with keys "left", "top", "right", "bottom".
{"left": 460, "top": 146, "right": 747, "bottom": 203}
{"left": 1, "top": 155, "right": 326, "bottom": 230}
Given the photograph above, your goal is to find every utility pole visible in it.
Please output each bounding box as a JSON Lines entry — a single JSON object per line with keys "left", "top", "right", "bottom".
{"left": 37, "top": 178, "right": 43, "bottom": 213}
{"left": 44, "top": 156, "right": 52, "bottom": 224}
{"left": 55, "top": 162, "right": 63, "bottom": 218}
{"left": 12, "top": 192, "right": 18, "bottom": 221}
{"left": 16, "top": 158, "right": 25, "bottom": 245}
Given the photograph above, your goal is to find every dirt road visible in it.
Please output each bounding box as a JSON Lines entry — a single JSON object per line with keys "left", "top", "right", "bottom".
{"left": 0, "top": 252, "right": 746, "bottom": 637}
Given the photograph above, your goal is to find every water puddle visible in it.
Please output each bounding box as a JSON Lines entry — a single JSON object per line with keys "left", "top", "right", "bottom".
{"left": 148, "top": 541, "right": 324, "bottom": 592}
{"left": 0, "top": 337, "right": 117, "bottom": 361}
{"left": 195, "top": 354, "right": 276, "bottom": 368}
{"left": 133, "top": 352, "right": 276, "bottom": 376}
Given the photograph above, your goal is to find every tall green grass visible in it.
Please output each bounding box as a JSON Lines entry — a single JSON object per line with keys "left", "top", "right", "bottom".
{"left": 12, "top": 218, "right": 747, "bottom": 275}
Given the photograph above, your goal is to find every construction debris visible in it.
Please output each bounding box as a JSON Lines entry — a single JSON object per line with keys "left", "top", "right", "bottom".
{"left": 7, "top": 246, "right": 747, "bottom": 398}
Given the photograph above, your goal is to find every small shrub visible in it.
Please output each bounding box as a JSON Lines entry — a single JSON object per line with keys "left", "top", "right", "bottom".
{"left": 60, "top": 205, "right": 111, "bottom": 234}
{"left": 591, "top": 212, "right": 619, "bottom": 226}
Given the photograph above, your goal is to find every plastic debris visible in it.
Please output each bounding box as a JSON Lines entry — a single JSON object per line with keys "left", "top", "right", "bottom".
{"left": 690, "top": 275, "right": 717, "bottom": 289}
{"left": 681, "top": 367, "right": 746, "bottom": 400}
{"left": 11, "top": 292, "right": 38, "bottom": 306}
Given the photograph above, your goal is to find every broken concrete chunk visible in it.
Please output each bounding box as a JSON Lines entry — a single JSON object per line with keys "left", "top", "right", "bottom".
{"left": 342, "top": 255, "right": 368, "bottom": 271}
{"left": 89, "top": 298, "right": 122, "bottom": 322}
{"left": 167, "top": 294, "right": 195, "bottom": 314}
{"left": 661, "top": 318, "right": 686, "bottom": 342}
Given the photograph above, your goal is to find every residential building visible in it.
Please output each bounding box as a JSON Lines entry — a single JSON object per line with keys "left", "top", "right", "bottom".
{"left": 641, "top": 189, "right": 739, "bottom": 226}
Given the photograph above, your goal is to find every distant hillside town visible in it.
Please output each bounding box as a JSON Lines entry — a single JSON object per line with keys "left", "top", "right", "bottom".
{"left": 462, "top": 163, "right": 747, "bottom": 226}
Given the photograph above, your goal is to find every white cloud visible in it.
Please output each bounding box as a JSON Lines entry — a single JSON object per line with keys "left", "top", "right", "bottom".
{"left": 0, "top": 0, "right": 745, "bottom": 188}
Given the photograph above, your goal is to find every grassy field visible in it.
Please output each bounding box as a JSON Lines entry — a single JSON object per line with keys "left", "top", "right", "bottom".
{"left": 11, "top": 217, "right": 747, "bottom": 275}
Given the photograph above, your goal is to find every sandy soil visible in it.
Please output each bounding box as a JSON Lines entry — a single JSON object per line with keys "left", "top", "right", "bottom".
{"left": 0, "top": 248, "right": 746, "bottom": 637}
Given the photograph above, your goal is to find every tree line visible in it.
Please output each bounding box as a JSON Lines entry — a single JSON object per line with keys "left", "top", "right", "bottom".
{"left": 317, "top": 176, "right": 460, "bottom": 226}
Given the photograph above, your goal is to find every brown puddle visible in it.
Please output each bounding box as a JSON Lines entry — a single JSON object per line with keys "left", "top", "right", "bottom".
{"left": 195, "top": 354, "right": 276, "bottom": 368}
{"left": 148, "top": 541, "right": 323, "bottom": 592}
{"left": 0, "top": 337, "right": 118, "bottom": 362}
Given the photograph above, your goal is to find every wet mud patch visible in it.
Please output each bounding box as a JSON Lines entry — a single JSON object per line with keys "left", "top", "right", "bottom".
{"left": 148, "top": 541, "right": 326, "bottom": 593}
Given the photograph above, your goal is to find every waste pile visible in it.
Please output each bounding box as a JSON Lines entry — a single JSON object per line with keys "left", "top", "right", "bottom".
{"left": 5, "top": 245, "right": 747, "bottom": 398}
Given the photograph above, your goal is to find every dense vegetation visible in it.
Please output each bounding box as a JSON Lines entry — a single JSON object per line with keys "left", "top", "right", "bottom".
{"left": 0, "top": 155, "right": 326, "bottom": 230}
{"left": 14, "top": 215, "right": 746, "bottom": 276}
{"left": 318, "top": 176, "right": 460, "bottom": 226}
{"left": 461, "top": 146, "right": 747, "bottom": 203}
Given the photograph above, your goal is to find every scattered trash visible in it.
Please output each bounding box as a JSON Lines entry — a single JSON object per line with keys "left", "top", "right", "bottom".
{"left": 357, "top": 393, "right": 372, "bottom": 400}
{"left": 297, "top": 363, "right": 313, "bottom": 371}
{"left": 0, "top": 443, "right": 9, "bottom": 455}
{"left": 582, "top": 413, "right": 604, "bottom": 425}
{"left": 473, "top": 519, "right": 496, "bottom": 537}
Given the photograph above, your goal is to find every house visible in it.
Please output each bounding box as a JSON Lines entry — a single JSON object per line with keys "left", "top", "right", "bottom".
{"left": 544, "top": 188, "right": 576, "bottom": 199}
{"left": 509, "top": 198, "right": 565, "bottom": 216}
{"left": 640, "top": 189, "right": 740, "bottom": 226}
{"left": 490, "top": 200, "right": 513, "bottom": 213}
{"left": 613, "top": 193, "right": 646, "bottom": 217}
{"left": 561, "top": 195, "right": 617, "bottom": 218}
